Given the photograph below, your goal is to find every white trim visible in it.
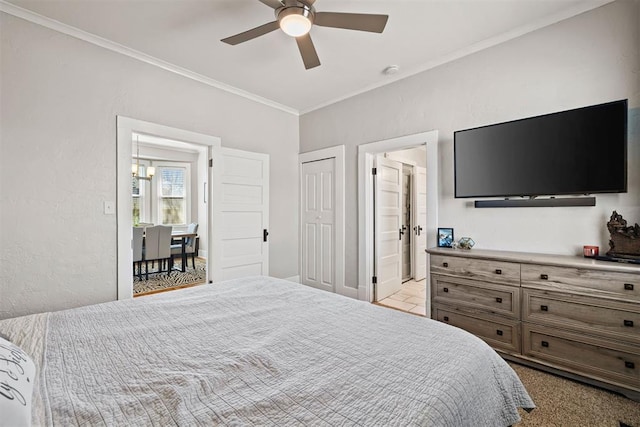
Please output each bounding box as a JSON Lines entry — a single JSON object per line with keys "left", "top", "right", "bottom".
{"left": 357, "top": 131, "right": 439, "bottom": 317}
{"left": 298, "top": 0, "right": 613, "bottom": 115}
{"left": 299, "top": 145, "right": 354, "bottom": 298}
{"left": 284, "top": 275, "right": 301, "bottom": 283}
{"left": 2, "top": 0, "right": 611, "bottom": 116}
{"left": 0, "top": 0, "right": 297, "bottom": 116}
{"left": 117, "top": 116, "right": 221, "bottom": 300}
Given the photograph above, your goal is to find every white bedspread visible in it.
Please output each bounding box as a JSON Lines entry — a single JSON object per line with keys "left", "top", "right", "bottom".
{"left": 1, "top": 276, "right": 534, "bottom": 426}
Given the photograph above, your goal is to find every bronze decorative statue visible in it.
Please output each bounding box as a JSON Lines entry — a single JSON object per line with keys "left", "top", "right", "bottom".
{"left": 606, "top": 211, "right": 640, "bottom": 259}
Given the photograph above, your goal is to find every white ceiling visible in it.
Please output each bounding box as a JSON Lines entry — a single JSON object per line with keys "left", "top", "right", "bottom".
{"left": 4, "top": 0, "right": 611, "bottom": 114}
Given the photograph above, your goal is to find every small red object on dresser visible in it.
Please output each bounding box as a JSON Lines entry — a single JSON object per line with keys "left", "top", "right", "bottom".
{"left": 583, "top": 245, "right": 599, "bottom": 257}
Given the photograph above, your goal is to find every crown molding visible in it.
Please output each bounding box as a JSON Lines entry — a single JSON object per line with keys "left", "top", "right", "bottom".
{"left": 0, "top": 0, "right": 299, "bottom": 116}
{"left": 299, "top": 0, "right": 614, "bottom": 115}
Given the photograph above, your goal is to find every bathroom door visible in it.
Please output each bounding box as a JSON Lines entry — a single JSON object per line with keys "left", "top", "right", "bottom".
{"left": 375, "top": 155, "right": 403, "bottom": 300}
{"left": 412, "top": 166, "right": 427, "bottom": 281}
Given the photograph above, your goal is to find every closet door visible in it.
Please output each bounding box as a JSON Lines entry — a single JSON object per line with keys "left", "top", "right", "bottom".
{"left": 412, "top": 166, "right": 427, "bottom": 281}
{"left": 212, "top": 147, "right": 269, "bottom": 281}
{"left": 300, "top": 158, "right": 336, "bottom": 292}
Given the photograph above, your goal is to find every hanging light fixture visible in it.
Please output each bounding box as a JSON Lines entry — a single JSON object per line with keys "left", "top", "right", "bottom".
{"left": 132, "top": 135, "right": 154, "bottom": 180}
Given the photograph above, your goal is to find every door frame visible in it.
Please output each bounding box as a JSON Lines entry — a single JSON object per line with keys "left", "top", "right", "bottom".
{"left": 298, "top": 145, "right": 352, "bottom": 298}
{"left": 357, "top": 130, "right": 438, "bottom": 315}
{"left": 116, "top": 116, "right": 221, "bottom": 300}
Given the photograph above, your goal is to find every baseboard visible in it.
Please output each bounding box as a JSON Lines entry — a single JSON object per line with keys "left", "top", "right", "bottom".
{"left": 284, "top": 275, "right": 301, "bottom": 283}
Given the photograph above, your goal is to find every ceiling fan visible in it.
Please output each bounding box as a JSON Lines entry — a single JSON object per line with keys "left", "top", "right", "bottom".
{"left": 221, "top": 0, "right": 389, "bottom": 70}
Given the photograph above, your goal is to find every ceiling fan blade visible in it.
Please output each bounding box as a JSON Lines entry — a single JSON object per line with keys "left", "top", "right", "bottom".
{"left": 295, "top": 34, "right": 321, "bottom": 70}
{"left": 314, "top": 12, "right": 389, "bottom": 33}
{"left": 258, "top": 0, "right": 284, "bottom": 9}
{"left": 221, "top": 21, "right": 280, "bottom": 45}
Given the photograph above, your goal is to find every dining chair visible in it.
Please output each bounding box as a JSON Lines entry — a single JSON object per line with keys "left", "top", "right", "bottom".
{"left": 171, "top": 223, "right": 199, "bottom": 269}
{"left": 157, "top": 225, "right": 173, "bottom": 275}
{"left": 132, "top": 227, "right": 144, "bottom": 280}
{"left": 143, "top": 225, "right": 173, "bottom": 279}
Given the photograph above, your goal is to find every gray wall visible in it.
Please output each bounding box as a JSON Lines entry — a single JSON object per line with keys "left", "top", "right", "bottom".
{"left": 0, "top": 14, "right": 299, "bottom": 319}
{"left": 300, "top": 0, "right": 640, "bottom": 289}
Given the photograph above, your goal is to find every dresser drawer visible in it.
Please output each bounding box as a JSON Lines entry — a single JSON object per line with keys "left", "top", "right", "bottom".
{"left": 523, "top": 324, "right": 640, "bottom": 390}
{"left": 523, "top": 289, "right": 640, "bottom": 344}
{"left": 521, "top": 264, "right": 640, "bottom": 301}
{"left": 430, "top": 254, "right": 520, "bottom": 286}
{"left": 434, "top": 305, "right": 521, "bottom": 354}
{"left": 432, "top": 275, "right": 520, "bottom": 319}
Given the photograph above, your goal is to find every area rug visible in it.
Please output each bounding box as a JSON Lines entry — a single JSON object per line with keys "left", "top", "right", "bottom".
{"left": 133, "top": 257, "right": 206, "bottom": 295}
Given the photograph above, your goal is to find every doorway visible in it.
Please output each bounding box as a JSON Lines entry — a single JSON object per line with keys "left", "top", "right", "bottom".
{"left": 357, "top": 130, "right": 439, "bottom": 317}
{"left": 131, "top": 133, "right": 208, "bottom": 296}
{"left": 117, "top": 117, "right": 218, "bottom": 300}
{"left": 117, "top": 118, "right": 270, "bottom": 299}
{"left": 374, "top": 148, "right": 427, "bottom": 315}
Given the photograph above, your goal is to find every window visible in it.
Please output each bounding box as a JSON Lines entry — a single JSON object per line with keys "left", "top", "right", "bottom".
{"left": 131, "top": 161, "right": 150, "bottom": 226}
{"left": 131, "top": 159, "right": 191, "bottom": 226}
{"left": 158, "top": 166, "right": 188, "bottom": 225}
{"left": 132, "top": 176, "right": 141, "bottom": 225}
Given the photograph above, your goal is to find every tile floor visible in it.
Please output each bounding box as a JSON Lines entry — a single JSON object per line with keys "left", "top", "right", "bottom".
{"left": 377, "top": 279, "right": 426, "bottom": 316}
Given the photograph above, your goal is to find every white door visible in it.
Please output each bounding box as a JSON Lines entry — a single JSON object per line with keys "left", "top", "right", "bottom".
{"left": 375, "top": 155, "right": 403, "bottom": 301}
{"left": 401, "top": 165, "right": 412, "bottom": 281}
{"left": 412, "top": 166, "right": 427, "bottom": 281}
{"left": 212, "top": 147, "right": 269, "bottom": 281}
{"left": 301, "top": 158, "right": 335, "bottom": 292}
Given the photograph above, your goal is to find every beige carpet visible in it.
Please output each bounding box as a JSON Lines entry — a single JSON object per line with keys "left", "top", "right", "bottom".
{"left": 510, "top": 362, "right": 640, "bottom": 426}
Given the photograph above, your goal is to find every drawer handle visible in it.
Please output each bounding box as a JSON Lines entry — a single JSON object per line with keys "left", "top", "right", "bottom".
{"left": 443, "top": 316, "right": 449, "bottom": 322}
{"left": 443, "top": 287, "right": 449, "bottom": 293}
{"left": 496, "top": 297, "right": 502, "bottom": 303}
{"left": 541, "top": 341, "right": 549, "bottom": 348}
{"left": 495, "top": 269, "right": 502, "bottom": 275}
{"left": 624, "top": 320, "right": 634, "bottom": 327}
{"left": 625, "top": 361, "right": 635, "bottom": 369}
{"left": 496, "top": 330, "right": 503, "bottom": 336}
{"left": 541, "top": 305, "right": 548, "bottom": 312}
{"left": 540, "top": 274, "right": 548, "bottom": 280}
{"left": 443, "top": 262, "right": 449, "bottom": 268}
{"left": 624, "top": 283, "right": 634, "bottom": 291}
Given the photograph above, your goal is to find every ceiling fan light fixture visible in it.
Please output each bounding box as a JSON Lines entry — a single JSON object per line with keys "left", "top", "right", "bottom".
{"left": 278, "top": 7, "right": 313, "bottom": 37}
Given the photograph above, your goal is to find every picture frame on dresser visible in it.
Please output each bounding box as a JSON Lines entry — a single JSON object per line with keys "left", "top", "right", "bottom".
{"left": 437, "top": 227, "right": 454, "bottom": 247}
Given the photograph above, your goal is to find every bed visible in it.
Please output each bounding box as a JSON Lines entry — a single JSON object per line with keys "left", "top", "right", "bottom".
{"left": 0, "top": 276, "right": 534, "bottom": 426}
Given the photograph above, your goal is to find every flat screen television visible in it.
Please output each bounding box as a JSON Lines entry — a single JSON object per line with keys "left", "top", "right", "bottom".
{"left": 454, "top": 99, "right": 628, "bottom": 199}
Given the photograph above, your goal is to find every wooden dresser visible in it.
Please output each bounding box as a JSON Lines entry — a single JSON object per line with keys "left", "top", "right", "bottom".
{"left": 427, "top": 247, "right": 640, "bottom": 401}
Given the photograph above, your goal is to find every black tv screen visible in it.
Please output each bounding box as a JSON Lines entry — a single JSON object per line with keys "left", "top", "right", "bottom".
{"left": 454, "top": 99, "right": 628, "bottom": 198}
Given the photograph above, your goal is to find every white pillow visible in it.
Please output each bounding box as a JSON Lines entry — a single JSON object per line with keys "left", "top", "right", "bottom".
{"left": 0, "top": 336, "right": 35, "bottom": 427}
